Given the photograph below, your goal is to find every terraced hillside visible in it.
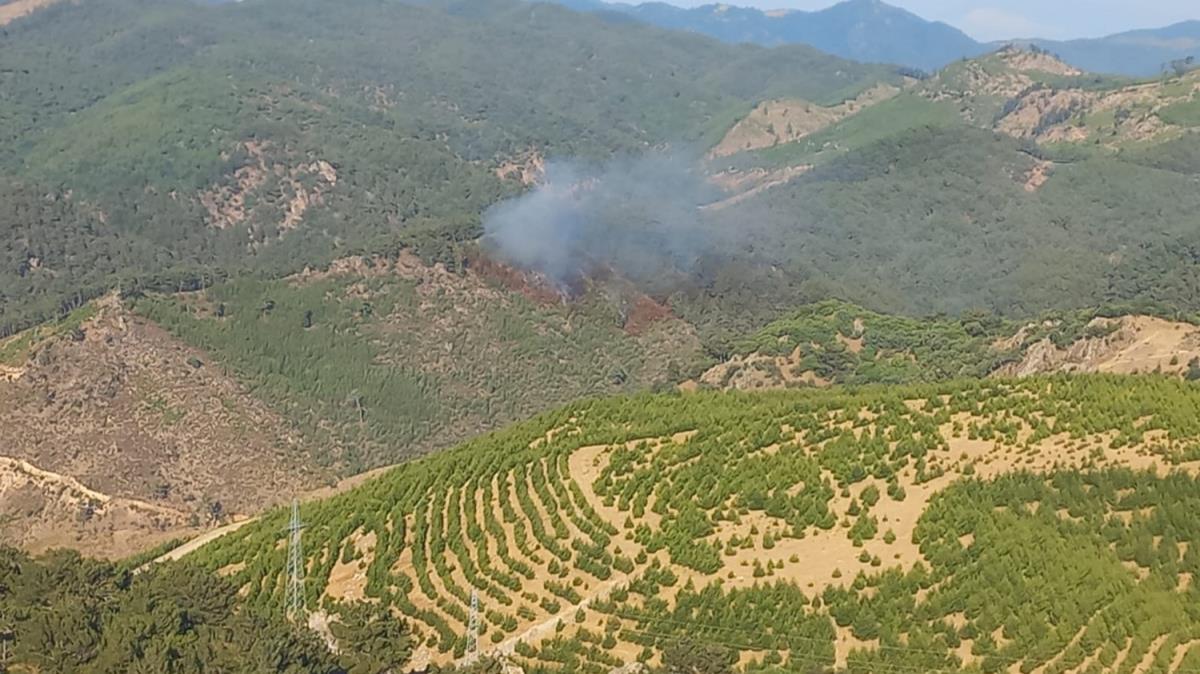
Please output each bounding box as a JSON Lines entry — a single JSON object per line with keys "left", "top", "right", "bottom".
{"left": 194, "top": 376, "right": 1200, "bottom": 672}
{"left": 14, "top": 262, "right": 1200, "bottom": 558}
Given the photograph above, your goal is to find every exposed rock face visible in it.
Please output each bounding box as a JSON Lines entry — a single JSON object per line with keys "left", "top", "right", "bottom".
{"left": 695, "top": 346, "right": 829, "bottom": 391}
{"left": 496, "top": 150, "right": 546, "bottom": 186}
{"left": 199, "top": 140, "right": 338, "bottom": 236}
{"left": 993, "top": 316, "right": 1200, "bottom": 378}
{"left": 693, "top": 314, "right": 1200, "bottom": 394}
{"left": 710, "top": 83, "right": 900, "bottom": 158}
{"left": 306, "top": 611, "right": 341, "bottom": 655}
{"left": 1001, "top": 47, "right": 1083, "bottom": 77}
{"left": 0, "top": 0, "right": 60, "bottom": 26}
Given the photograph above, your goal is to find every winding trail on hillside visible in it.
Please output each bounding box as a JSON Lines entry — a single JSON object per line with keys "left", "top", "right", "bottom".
{"left": 475, "top": 574, "right": 631, "bottom": 663}
{"left": 146, "top": 462, "right": 401, "bottom": 567}
{"left": 154, "top": 518, "right": 257, "bottom": 564}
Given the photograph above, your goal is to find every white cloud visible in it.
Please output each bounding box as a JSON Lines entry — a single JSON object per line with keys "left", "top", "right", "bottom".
{"left": 959, "top": 7, "right": 1051, "bottom": 41}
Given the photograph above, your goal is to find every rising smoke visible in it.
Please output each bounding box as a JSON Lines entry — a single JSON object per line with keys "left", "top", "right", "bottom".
{"left": 481, "top": 152, "right": 726, "bottom": 288}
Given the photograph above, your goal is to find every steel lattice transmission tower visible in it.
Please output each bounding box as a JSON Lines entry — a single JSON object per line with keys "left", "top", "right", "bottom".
{"left": 466, "top": 589, "right": 480, "bottom": 660}
{"left": 285, "top": 499, "right": 306, "bottom": 622}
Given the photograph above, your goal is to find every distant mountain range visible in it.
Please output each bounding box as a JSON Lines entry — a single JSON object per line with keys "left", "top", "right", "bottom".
{"left": 1015, "top": 23, "right": 1200, "bottom": 77}
{"left": 553, "top": 0, "right": 1200, "bottom": 76}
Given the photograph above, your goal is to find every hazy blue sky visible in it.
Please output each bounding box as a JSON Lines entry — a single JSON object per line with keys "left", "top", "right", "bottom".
{"left": 662, "top": 1, "right": 1199, "bottom": 41}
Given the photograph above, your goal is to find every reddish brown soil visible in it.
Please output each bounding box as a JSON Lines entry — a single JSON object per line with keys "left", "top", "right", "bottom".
{"left": 623, "top": 295, "right": 674, "bottom": 335}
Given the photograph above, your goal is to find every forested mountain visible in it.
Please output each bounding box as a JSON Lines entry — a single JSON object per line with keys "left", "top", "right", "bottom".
{"left": 0, "top": 0, "right": 895, "bottom": 337}
{"left": 4, "top": 0, "right": 1198, "bottom": 340}
{"left": 7, "top": 2, "right": 1200, "bottom": 670}
{"left": 695, "top": 47, "right": 1200, "bottom": 322}
{"left": 554, "top": 0, "right": 1200, "bottom": 76}
{"left": 1013, "top": 22, "right": 1200, "bottom": 78}
{"left": 558, "top": 0, "right": 983, "bottom": 72}
{"left": 4, "top": 0, "right": 1200, "bottom": 555}
{"left": 132, "top": 253, "right": 709, "bottom": 473}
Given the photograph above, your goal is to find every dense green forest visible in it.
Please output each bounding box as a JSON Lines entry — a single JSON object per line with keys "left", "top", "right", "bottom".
{"left": 8, "top": 1, "right": 1200, "bottom": 672}
{"left": 701, "top": 124, "right": 1200, "bottom": 318}
{"left": 0, "top": 0, "right": 893, "bottom": 337}
{"left": 0, "top": 546, "right": 344, "bottom": 673}
{"left": 0, "top": 543, "right": 428, "bottom": 673}
{"left": 5, "top": 0, "right": 1200, "bottom": 344}
{"left": 189, "top": 376, "right": 1200, "bottom": 671}
{"left": 688, "top": 53, "right": 1200, "bottom": 323}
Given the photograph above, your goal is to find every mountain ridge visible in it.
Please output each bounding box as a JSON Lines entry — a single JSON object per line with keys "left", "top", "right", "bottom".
{"left": 557, "top": 0, "right": 981, "bottom": 71}
{"left": 1004, "top": 20, "right": 1200, "bottom": 76}
{"left": 553, "top": 0, "right": 1200, "bottom": 76}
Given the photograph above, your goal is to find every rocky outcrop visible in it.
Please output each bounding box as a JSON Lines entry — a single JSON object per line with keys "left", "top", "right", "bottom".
{"left": 993, "top": 316, "right": 1200, "bottom": 378}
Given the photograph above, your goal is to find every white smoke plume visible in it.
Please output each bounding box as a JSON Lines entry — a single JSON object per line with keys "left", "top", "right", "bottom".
{"left": 481, "top": 152, "right": 724, "bottom": 287}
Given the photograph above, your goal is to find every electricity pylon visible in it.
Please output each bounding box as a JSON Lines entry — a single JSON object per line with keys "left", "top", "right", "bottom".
{"left": 285, "top": 499, "right": 306, "bottom": 622}
{"left": 466, "top": 589, "right": 480, "bottom": 660}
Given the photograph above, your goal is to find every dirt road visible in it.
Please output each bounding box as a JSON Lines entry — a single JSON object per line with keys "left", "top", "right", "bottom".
{"left": 144, "top": 462, "right": 401, "bottom": 568}
{"left": 152, "top": 518, "right": 257, "bottom": 564}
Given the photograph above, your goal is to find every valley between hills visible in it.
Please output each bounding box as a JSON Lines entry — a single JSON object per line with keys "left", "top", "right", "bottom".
{"left": 3, "top": 0, "right": 1200, "bottom": 672}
